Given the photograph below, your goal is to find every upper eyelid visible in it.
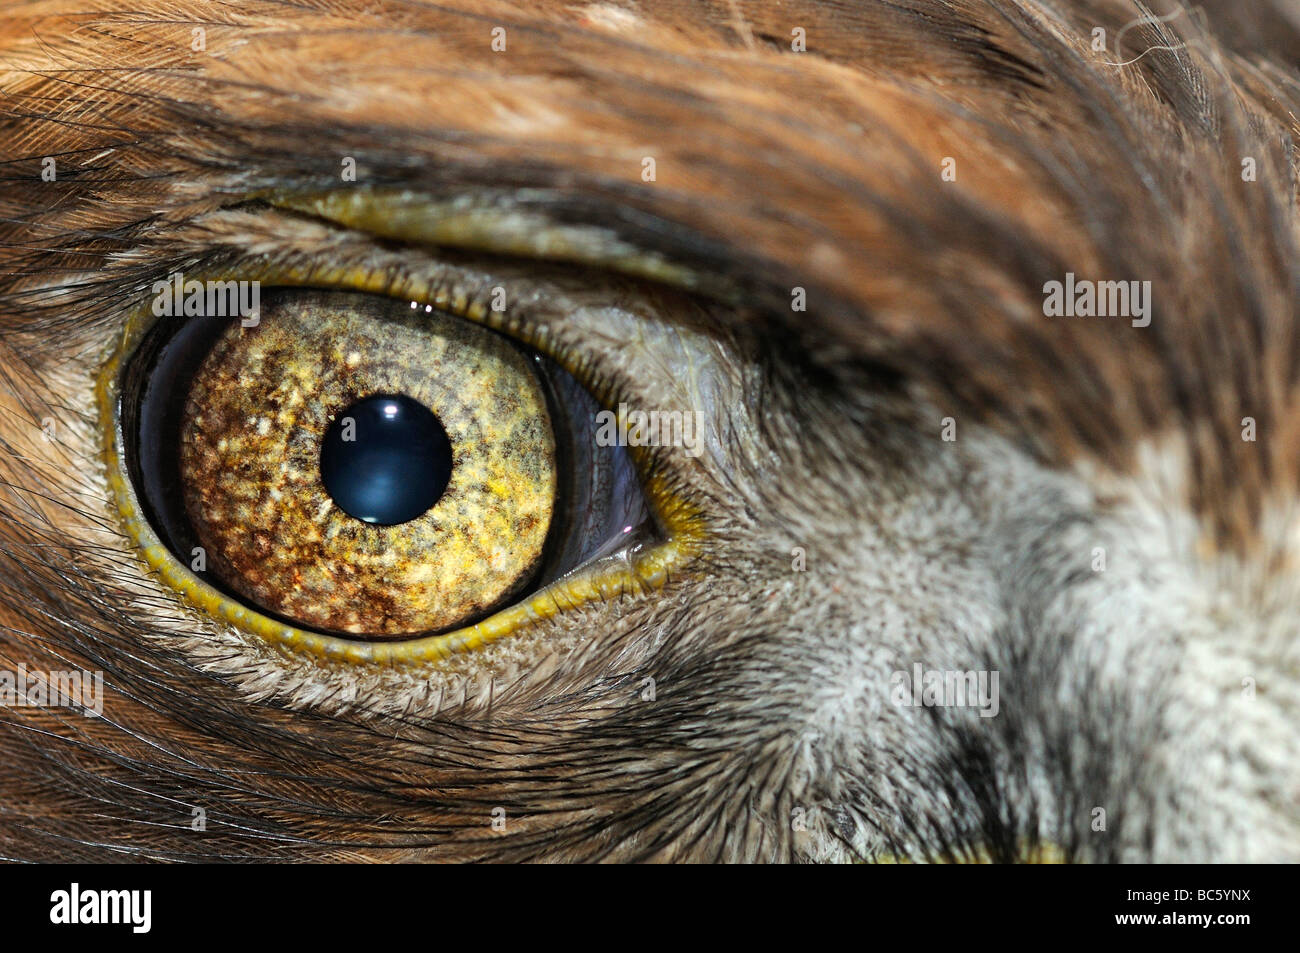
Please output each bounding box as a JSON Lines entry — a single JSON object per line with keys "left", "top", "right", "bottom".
{"left": 264, "top": 189, "right": 730, "bottom": 303}
{"left": 9, "top": 192, "right": 759, "bottom": 390}
{"left": 99, "top": 202, "right": 738, "bottom": 424}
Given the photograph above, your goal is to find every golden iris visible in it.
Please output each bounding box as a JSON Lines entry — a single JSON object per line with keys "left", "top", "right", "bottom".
{"left": 178, "top": 290, "right": 556, "bottom": 637}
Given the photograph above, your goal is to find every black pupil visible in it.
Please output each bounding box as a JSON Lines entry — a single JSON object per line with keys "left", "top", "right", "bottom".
{"left": 319, "top": 393, "right": 453, "bottom": 526}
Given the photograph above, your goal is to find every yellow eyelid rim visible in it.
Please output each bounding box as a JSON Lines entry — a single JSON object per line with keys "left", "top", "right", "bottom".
{"left": 97, "top": 265, "right": 705, "bottom": 665}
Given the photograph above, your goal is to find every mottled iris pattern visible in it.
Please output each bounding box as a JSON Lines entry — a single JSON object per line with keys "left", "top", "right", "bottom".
{"left": 180, "top": 290, "right": 556, "bottom": 637}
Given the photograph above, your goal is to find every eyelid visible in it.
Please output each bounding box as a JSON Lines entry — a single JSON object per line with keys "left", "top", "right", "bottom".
{"left": 265, "top": 188, "right": 731, "bottom": 302}
{"left": 99, "top": 261, "right": 707, "bottom": 666}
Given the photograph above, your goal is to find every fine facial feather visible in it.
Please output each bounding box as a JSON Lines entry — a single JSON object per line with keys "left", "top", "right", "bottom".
{"left": 0, "top": 0, "right": 1297, "bottom": 861}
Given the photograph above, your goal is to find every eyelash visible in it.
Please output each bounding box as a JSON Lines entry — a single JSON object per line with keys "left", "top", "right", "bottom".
{"left": 97, "top": 255, "right": 707, "bottom": 666}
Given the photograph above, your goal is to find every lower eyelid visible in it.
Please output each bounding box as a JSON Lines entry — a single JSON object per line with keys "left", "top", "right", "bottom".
{"left": 98, "top": 266, "right": 708, "bottom": 665}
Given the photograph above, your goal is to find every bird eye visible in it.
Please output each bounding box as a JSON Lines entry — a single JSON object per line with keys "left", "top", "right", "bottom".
{"left": 112, "top": 286, "right": 654, "bottom": 646}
